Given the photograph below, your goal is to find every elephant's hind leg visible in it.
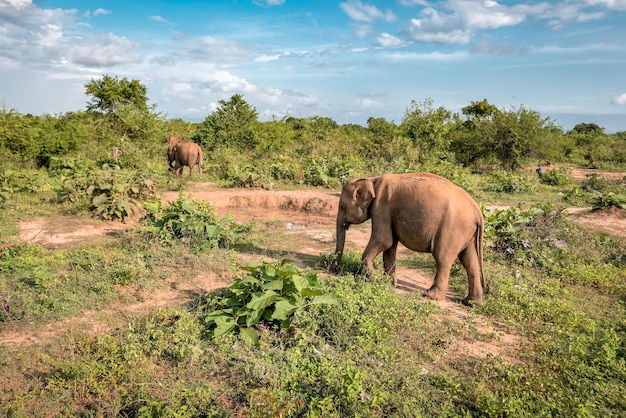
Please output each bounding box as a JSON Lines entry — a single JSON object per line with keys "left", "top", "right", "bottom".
{"left": 425, "top": 256, "right": 454, "bottom": 301}
{"left": 459, "top": 246, "right": 483, "bottom": 305}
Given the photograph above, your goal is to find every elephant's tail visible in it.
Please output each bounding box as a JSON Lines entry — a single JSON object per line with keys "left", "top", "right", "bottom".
{"left": 476, "top": 221, "right": 488, "bottom": 294}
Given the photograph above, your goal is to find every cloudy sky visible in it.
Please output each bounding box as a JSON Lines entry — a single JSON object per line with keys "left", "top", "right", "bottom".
{"left": 1, "top": 0, "right": 625, "bottom": 132}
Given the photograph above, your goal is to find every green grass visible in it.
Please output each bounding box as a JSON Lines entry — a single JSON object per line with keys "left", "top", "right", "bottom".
{"left": 2, "top": 177, "right": 626, "bottom": 417}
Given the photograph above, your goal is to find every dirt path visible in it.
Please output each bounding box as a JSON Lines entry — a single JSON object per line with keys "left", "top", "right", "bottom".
{"left": 4, "top": 180, "right": 626, "bottom": 360}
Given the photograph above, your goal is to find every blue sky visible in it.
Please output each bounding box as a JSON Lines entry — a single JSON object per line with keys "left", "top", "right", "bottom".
{"left": 1, "top": 0, "right": 625, "bottom": 132}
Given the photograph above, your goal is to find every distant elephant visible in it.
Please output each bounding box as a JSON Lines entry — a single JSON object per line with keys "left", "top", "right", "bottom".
{"left": 330, "top": 172, "right": 487, "bottom": 305}
{"left": 167, "top": 135, "right": 183, "bottom": 170}
{"left": 167, "top": 135, "right": 204, "bottom": 177}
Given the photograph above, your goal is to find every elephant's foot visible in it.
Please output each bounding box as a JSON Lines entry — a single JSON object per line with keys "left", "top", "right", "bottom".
{"left": 424, "top": 286, "right": 446, "bottom": 301}
{"left": 462, "top": 295, "right": 483, "bottom": 306}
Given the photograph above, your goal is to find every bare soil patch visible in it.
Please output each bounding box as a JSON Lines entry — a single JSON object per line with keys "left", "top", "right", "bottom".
{"left": 570, "top": 168, "right": 626, "bottom": 181}
{"left": 4, "top": 180, "right": 626, "bottom": 360}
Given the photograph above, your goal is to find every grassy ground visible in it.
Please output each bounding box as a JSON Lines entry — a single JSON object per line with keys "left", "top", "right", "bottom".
{"left": 1, "top": 172, "right": 625, "bottom": 417}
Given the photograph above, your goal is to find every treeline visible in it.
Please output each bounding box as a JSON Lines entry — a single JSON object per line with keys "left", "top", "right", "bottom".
{"left": 1, "top": 75, "right": 625, "bottom": 189}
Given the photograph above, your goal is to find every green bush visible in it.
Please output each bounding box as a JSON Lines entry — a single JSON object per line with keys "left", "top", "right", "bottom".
{"left": 539, "top": 168, "right": 571, "bottom": 185}
{"left": 592, "top": 192, "right": 626, "bottom": 210}
{"left": 199, "top": 259, "right": 339, "bottom": 346}
{"left": 141, "top": 194, "right": 245, "bottom": 249}
{"left": 486, "top": 171, "right": 539, "bottom": 194}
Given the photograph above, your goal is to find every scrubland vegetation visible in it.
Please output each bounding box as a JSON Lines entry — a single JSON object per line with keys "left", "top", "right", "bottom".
{"left": 1, "top": 75, "right": 625, "bottom": 416}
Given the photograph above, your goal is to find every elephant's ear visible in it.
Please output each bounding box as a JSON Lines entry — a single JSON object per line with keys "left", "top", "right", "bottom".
{"left": 353, "top": 179, "right": 375, "bottom": 210}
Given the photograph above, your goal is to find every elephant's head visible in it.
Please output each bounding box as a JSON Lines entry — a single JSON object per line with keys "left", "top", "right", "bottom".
{"left": 167, "top": 135, "right": 183, "bottom": 168}
{"left": 330, "top": 178, "right": 376, "bottom": 272}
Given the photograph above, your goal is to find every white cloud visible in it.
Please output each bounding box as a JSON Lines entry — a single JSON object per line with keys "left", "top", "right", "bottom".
{"left": 354, "top": 24, "right": 374, "bottom": 38}
{"left": 587, "top": 0, "right": 626, "bottom": 11}
{"left": 0, "top": 0, "right": 138, "bottom": 70}
{"left": 611, "top": 93, "right": 626, "bottom": 105}
{"left": 340, "top": 0, "right": 396, "bottom": 23}
{"left": 203, "top": 70, "right": 257, "bottom": 94}
{"left": 377, "top": 32, "right": 405, "bottom": 48}
{"left": 470, "top": 40, "right": 528, "bottom": 54}
{"left": 357, "top": 97, "right": 378, "bottom": 108}
{"left": 162, "top": 82, "right": 193, "bottom": 99}
{"left": 3, "top": 0, "right": 31, "bottom": 9}
{"left": 408, "top": 8, "right": 473, "bottom": 44}
{"left": 150, "top": 15, "right": 170, "bottom": 24}
{"left": 253, "top": 0, "right": 286, "bottom": 6}
{"left": 93, "top": 8, "right": 111, "bottom": 17}
{"left": 387, "top": 50, "right": 467, "bottom": 61}
{"left": 407, "top": 0, "right": 534, "bottom": 44}
{"left": 399, "top": 0, "right": 430, "bottom": 6}
{"left": 191, "top": 36, "right": 255, "bottom": 64}
{"left": 255, "top": 54, "right": 281, "bottom": 63}
{"left": 71, "top": 33, "right": 139, "bottom": 67}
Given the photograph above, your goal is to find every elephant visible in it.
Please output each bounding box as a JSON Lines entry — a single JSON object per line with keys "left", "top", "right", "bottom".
{"left": 167, "top": 135, "right": 204, "bottom": 177}
{"left": 167, "top": 135, "right": 183, "bottom": 169}
{"left": 330, "top": 172, "right": 487, "bottom": 305}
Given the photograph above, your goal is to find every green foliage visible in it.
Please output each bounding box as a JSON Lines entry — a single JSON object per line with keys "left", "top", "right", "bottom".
{"left": 193, "top": 94, "right": 259, "bottom": 151}
{"left": 90, "top": 175, "right": 154, "bottom": 222}
{"left": 486, "top": 171, "right": 539, "bottom": 194}
{"left": 4, "top": 92, "right": 626, "bottom": 417}
{"left": 539, "top": 167, "right": 571, "bottom": 185}
{"left": 452, "top": 102, "right": 555, "bottom": 170}
{"left": 200, "top": 260, "right": 339, "bottom": 346}
{"left": 581, "top": 173, "right": 618, "bottom": 192}
{"left": 483, "top": 204, "right": 545, "bottom": 250}
{"left": 592, "top": 192, "right": 626, "bottom": 210}
{"left": 226, "top": 163, "right": 275, "bottom": 189}
{"left": 141, "top": 194, "right": 249, "bottom": 250}
{"left": 400, "top": 98, "right": 452, "bottom": 163}
{"left": 85, "top": 74, "right": 150, "bottom": 115}
{"left": 300, "top": 155, "right": 365, "bottom": 188}
{"left": 572, "top": 122, "right": 604, "bottom": 135}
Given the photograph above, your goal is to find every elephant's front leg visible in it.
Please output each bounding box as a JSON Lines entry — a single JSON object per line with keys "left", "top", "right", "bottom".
{"left": 383, "top": 242, "right": 398, "bottom": 286}
{"left": 362, "top": 230, "right": 393, "bottom": 278}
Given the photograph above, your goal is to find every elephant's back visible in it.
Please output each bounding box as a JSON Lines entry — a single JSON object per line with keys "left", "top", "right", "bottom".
{"left": 388, "top": 176, "right": 482, "bottom": 222}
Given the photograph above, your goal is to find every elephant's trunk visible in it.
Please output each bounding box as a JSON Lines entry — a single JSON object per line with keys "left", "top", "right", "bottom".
{"left": 330, "top": 213, "right": 349, "bottom": 273}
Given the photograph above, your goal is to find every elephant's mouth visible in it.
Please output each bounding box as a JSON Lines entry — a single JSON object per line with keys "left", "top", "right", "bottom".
{"left": 342, "top": 223, "right": 350, "bottom": 230}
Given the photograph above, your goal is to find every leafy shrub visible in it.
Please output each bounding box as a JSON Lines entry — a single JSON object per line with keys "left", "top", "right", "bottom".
{"left": 581, "top": 173, "right": 612, "bottom": 192}
{"left": 199, "top": 259, "right": 339, "bottom": 346}
{"left": 592, "top": 192, "right": 626, "bottom": 210}
{"left": 539, "top": 168, "right": 571, "bottom": 185}
{"left": 482, "top": 203, "right": 574, "bottom": 269}
{"left": 486, "top": 171, "right": 539, "bottom": 194}
{"left": 141, "top": 195, "right": 244, "bottom": 249}
{"left": 89, "top": 173, "right": 156, "bottom": 222}
{"left": 483, "top": 205, "right": 545, "bottom": 251}
{"left": 226, "top": 163, "right": 276, "bottom": 189}
{"left": 303, "top": 158, "right": 334, "bottom": 187}
{"left": 561, "top": 186, "right": 588, "bottom": 206}
{"left": 47, "top": 157, "right": 88, "bottom": 176}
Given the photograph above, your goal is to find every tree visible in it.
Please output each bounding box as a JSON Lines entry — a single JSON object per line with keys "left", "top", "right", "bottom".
{"left": 400, "top": 98, "right": 452, "bottom": 163}
{"left": 85, "top": 74, "right": 149, "bottom": 115}
{"left": 84, "top": 74, "right": 158, "bottom": 142}
{"left": 571, "top": 122, "right": 604, "bottom": 136}
{"left": 367, "top": 117, "right": 398, "bottom": 143}
{"left": 451, "top": 102, "right": 550, "bottom": 170}
{"left": 462, "top": 99, "right": 499, "bottom": 124}
{"left": 193, "top": 94, "right": 259, "bottom": 151}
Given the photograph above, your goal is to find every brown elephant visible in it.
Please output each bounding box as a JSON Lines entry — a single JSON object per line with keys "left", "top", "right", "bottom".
{"left": 167, "top": 135, "right": 204, "bottom": 177}
{"left": 330, "top": 172, "right": 487, "bottom": 305}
